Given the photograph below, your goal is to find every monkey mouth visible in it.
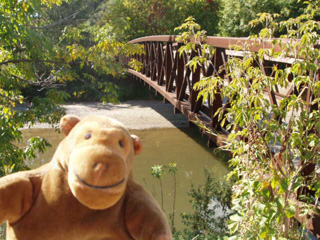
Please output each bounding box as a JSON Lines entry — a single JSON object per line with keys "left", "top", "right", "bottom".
{"left": 75, "top": 174, "right": 125, "bottom": 190}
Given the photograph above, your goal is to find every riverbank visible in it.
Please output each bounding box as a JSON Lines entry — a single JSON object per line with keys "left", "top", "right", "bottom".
{"left": 27, "top": 100, "right": 189, "bottom": 129}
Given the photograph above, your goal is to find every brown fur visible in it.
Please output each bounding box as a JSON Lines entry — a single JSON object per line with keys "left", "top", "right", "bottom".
{"left": 0, "top": 115, "right": 172, "bottom": 240}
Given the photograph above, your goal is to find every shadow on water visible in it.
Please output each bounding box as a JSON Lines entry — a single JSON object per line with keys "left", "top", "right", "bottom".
{"left": 144, "top": 99, "right": 231, "bottom": 162}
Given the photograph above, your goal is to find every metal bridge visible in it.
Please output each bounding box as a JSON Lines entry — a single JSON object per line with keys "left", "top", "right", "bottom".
{"left": 125, "top": 35, "right": 320, "bottom": 239}
{"left": 126, "top": 35, "right": 295, "bottom": 146}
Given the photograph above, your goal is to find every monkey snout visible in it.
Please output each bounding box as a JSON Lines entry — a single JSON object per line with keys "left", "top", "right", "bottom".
{"left": 93, "top": 162, "right": 109, "bottom": 175}
{"left": 92, "top": 162, "right": 110, "bottom": 183}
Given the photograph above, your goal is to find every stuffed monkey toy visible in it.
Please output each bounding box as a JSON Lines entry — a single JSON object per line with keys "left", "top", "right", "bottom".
{"left": 0, "top": 115, "right": 172, "bottom": 240}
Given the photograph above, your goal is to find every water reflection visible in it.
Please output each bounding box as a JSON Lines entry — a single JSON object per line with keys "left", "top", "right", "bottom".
{"left": 21, "top": 127, "right": 229, "bottom": 229}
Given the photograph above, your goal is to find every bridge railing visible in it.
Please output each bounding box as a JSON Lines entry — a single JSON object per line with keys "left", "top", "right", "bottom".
{"left": 126, "top": 35, "right": 320, "bottom": 239}
{"left": 126, "top": 35, "right": 299, "bottom": 145}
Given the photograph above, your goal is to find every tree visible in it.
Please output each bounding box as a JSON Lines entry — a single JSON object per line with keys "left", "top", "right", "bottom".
{"left": 103, "top": 0, "right": 221, "bottom": 41}
{"left": 0, "top": 0, "right": 143, "bottom": 176}
{"left": 219, "top": 0, "right": 305, "bottom": 37}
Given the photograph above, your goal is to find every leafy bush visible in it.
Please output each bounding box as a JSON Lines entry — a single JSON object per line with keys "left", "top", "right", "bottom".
{"left": 150, "top": 163, "right": 233, "bottom": 240}
{"left": 176, "top": 0, "right": 320, "bottom": 238}
{"left": 175, "top": 170, "right": 233, "bottom": 240}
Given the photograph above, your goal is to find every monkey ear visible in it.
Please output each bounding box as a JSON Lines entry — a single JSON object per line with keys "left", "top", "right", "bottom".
{"left": 60, "top": 115, "right": 80, "bottom": 136}
{"left": 131, "top": 135, "right": 143, "bottom": 155}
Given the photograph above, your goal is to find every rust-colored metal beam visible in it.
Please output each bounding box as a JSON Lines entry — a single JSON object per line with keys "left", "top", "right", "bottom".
{"left": 129, "top": 35, "right": 287, "bottom": 53}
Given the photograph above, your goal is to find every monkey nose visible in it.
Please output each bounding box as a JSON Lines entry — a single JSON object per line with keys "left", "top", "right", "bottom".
{"left": 93, "top": 162, "right": 109, "bottom": 180}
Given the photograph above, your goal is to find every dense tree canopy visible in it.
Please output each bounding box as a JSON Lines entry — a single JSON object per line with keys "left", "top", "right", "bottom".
{"left": 99, "top": 0, "right": 306, "bottom": 39}
{"left": 0, "top": 0, "right": 143, "bottom": 176}
{"left": 103, "top": 0, "right": 221, "bottom": 41}
{"left": 219, "top": 0, "right": 305, "bottom": 37}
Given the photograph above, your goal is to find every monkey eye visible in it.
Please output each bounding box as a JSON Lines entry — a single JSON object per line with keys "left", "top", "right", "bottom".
{"left": 119, "top": 140, "right": 124, "bottom": 148}
{"left": 85, "top": 132, "right": 92, "bottom": 140}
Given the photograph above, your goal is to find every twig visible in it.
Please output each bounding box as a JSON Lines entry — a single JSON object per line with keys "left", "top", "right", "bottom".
{"left": 30, "top": 11, "right": 80, "bottom": 30}
{"left": 0, "top": 59, "right": 66, "bottom": 66}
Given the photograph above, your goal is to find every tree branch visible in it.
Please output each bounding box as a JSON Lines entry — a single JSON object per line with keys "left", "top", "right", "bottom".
{"left": 0, "top": 92, "right": 21, "bottom": 104}
{"left": 10, "top": 73, "right": 65, "bottom": 90}
{"left": 30, "top": 11, "right": 80, "bottom": 30}
{"left": 0, "top": 59, "right": 66, "bottom": 66}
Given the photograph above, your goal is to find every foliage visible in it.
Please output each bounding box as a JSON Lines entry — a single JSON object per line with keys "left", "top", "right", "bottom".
{"left": 177, "top": 1, "right": 320, "bottom": 239}
{"left": 0, "top": 0, "right": 143, "bottom": 176}
{"left": 175, "top": 17, "right": 215, "bottom": 74}
{"left": 174, "top": 169, "right": 233, "bottom": 240}
{"left": 150, "top": 163, "right": 232, "bottom": 240}
{"left": 0, "top": 223, "right": 4, "bottom": 239}
{"left": 151, "top": 164, "right": 165, "bottom": 211}
{"left": 151, "top": 163, "right": 179, "bottom": 227}
{"left": 219, "top": 0, "right": 305, "bottom": 37}
{"left": 168, "top": 162, "right": 178, "bottom": 229}
{"left": 0, "top": 80, "right": 63, "bottom": 176}
{"left": 41, "top": 0, "right": 144, "bottom": 102}
{"left": 103, "top": 0, "right": 221, "bottom": 41}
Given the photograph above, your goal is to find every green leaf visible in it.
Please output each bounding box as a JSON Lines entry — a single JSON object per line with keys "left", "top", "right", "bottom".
{"left": 279, "top": 179, "right": 288, "bottom": 194}
{"left": 271, "top": 177, "right": 279, "bottom": 189}
{"left": 230, "top": 214, "right": 242, "bottom": 222}
{"left": 259, "top": 227, "right": 268, "bottom": 239}
{"left": 285, "top": 204, "right": 296, "bottom": 218}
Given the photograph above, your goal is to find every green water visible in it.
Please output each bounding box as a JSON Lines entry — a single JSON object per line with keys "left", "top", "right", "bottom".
{"left": 21, "top": 127, "right": 229, "bottom": 229}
